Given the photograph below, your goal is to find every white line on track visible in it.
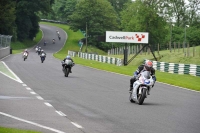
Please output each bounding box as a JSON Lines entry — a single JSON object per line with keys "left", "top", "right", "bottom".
{"left": 0, "top": 112, "right": 66, "bottom": 133}
{"left": 26, "top": 87, "right": 32, "bottom": 90}
{"left": 55, "top": 111, "right": 67, "bottom": 117}
{"left": 30, "top": 92, "right": 36, "bottom": 95}
{"left": 44, "top": 102, "right": 53, "bottom": 107}
{"left": 36, "top": 96, "right": 44, "bottom": 100}
{"left": 22, "top": 84, "right": 27, "bottom": 87}
{"left": 0, "top": 61, "right": 23, "bottom": 83}
{"left": 71, "top": 122, "right": 83, "bottom": 129}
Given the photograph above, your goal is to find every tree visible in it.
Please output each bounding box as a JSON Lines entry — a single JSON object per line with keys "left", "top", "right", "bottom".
{"left": 0, "top": 0, "right": 16, "bottom": 35}
{"left": 69, "top": 0, "right": 119, "bottom": 50}
{"left": 15, "top": 0, "right": 54, "bottom": 41}
{"left": 120, "top": 0, "right": 168, "bottom": 46}
{"left": 57, "top": 0, "right": 78, "bottom": 21}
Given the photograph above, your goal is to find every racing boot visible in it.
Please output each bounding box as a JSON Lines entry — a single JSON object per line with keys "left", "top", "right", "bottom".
{"left": 69, "top": 68, "right": 72, "bottom": 73}
{"left": 147, "top": 87, "right": 151, "bottom": 95}
{"left": 129, "top": 87, "right": 133, "bottom": 93}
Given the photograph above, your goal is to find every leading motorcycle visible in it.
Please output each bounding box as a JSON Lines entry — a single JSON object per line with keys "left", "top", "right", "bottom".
{"left": 62, "top": 60, "right": 73, "bottom": 77}
{"left": 129, "top": 71, "right": 154, "bottom": 105}
{"left": 23, "top": 52, "right": 28, "bottom": 61}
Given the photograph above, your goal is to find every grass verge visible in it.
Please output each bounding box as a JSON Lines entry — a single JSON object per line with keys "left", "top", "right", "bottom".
{"left": 0, "top": 126, "right": 41, "bottom": 133}
{"left": 11, "top": 29, "right": 42, "bottom": 54}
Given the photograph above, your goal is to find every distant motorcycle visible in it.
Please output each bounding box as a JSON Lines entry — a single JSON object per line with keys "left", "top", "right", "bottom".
{"left": 129, "top": 71, "right": 154, "bottom": 105}
{"left": 62, "top": 60, "right": 73, "bottom": 77}
{"left": 52, "top": 39, "right": 55, "bottom": 44}
{"left": 35, "top": 47, "right": 38, "bottom": 53}
{"left": 58, "top": 35, "right": 61, "bottom": 40}
{"left": 40, "top": 53, "right": 46, "bottom": 63}
{"left": 37, "top": 48, "right": 41, "bottom": 55}
{"left": 23, "top": 52, "right": 28, "bottom": 61}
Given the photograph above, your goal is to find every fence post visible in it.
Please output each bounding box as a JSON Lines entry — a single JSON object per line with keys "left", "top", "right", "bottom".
{"left": 187, "top": 43, "right": 190, "bottom": 57}
{"left": 193, "top": 44, "right": 195, "bottom": 57}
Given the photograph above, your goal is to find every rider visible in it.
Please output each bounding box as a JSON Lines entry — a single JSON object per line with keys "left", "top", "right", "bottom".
{"left": 58, "top": 34, "right": 61, "bottom": 40}
{"left": 56, "top": 30, "right": 59, "bottom": 35}
{"left": 40, "top": 49, "right": 46, "bottom": 57}
{"left": 38, "top": 47, "right": 42, "bottom": 55}
{"left": 62, "top": 55, "right": 74, "bottom": 73}
{"left": 23, "top": 49, "right": 29, "bottom": 56}
{"left": 35, "top": 46, "right": 39, "bottom": 52}
{"left": 129, "top": 60, "right": 156, "bottom": 95}
{"left": 52, "top": 38, "right": 55, "bottom": 44}
{"left": 44, "top": 40, "right": 47, "bottom": 46}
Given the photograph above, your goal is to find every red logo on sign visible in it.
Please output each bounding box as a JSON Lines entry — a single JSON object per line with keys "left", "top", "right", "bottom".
{"left": 135, "top": 34, "right": 145, "bottom": 41}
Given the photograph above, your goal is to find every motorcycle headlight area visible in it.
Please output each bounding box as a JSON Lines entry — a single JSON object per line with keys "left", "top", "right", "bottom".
{"left": 144, "top": 79, "right": 150, "bottom": 84}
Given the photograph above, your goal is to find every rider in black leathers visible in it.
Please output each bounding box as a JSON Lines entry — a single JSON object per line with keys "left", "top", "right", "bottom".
{"left": 62, "top": 55, "right": 74, "bottom": 73}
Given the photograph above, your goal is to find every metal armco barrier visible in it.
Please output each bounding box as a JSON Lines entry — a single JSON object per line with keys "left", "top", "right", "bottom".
{"left": 153, "top": 61, "right": 200, "bottom": 77}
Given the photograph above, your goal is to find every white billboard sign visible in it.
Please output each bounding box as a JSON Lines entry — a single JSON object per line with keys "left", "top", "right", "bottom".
{"left": 106, "top": 31, "right": 149, "bottom": 43}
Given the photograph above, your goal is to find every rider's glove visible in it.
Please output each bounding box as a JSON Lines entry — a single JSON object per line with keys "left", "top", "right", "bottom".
{"left": 134, "top": 74, "right": 140, "bottom": 80}
{"left": 152, "top": 75, "right": 156, "bottom": 82}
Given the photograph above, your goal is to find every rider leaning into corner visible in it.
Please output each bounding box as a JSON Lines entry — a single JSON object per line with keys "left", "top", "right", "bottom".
{"left": 129, "top": 60, "right": 156, "bottom": 95}
{"left": 62, "top": 55, "right": 75, "bottom": 73}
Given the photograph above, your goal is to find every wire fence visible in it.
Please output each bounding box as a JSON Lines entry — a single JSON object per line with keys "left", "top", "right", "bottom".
{"left": 0, "top": 34, "right": 12, "bottom": 48}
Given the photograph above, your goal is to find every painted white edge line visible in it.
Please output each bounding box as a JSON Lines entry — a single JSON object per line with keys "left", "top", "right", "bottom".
{"left": 0, "top": 71, "right": 22, "bottom": 83}
{"left": 156, "top": 81, "right": 200, "bottom": 93}
{"left": 71, "top": 122, "right": 83, "bottom": 129}
{"left": 36, "top": 96, "right": 44, "bottom": 100}
{"left": 26, "top": 87, "right": 32, "bottom": 90}
{"left": 30, "top": 92, "right": 36, "bottom": 95}
{"left": 55, "top": 111, "right": 67, "bottom": 117}
{"left": 0, "top": 112, "right": 66, "bottom": 133}
{"left": 44, "top": 102, "right": 53, "bottom": 107}
{"left": 22, "top": 84, "right": 27, "bottom": 86}
{"left": 1, "top": 61, "right": 23, "bottom": 83}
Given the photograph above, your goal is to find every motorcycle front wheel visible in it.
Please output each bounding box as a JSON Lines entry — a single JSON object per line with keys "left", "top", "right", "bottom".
{"left": 65, "top": 68, "right": 69, "bottom": 77}
{"left": 138, "top": 88, "right": 146, "bottom": 105}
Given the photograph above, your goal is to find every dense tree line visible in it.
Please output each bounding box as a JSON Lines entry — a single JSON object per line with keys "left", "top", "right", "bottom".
{"left": 0, "top": 0, "right": 54, "bottom": 41}
{"left": 1, "top": 0, "right": 199, "bottom": 51}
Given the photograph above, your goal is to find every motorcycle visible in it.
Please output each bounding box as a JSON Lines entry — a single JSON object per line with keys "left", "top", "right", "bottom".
{"left": 40, "top": 53, "right": 46, "bottom": 63}
{"left": 62, "top": 60, "right": 73, "bottom": 77}
{"left": 129, "top": 71, "right": 154, "bottom": 105}
{"left": 23, "top": 52, "right": 28, "bottom": 61}
{"left": 35, "top": 47, "right": 38, "bottom": 53}
{"left": 58, "top": 35, "right": 61, "bottom": 40}
{"left": 37, "top": 48, "right": 41, "bottom": 55}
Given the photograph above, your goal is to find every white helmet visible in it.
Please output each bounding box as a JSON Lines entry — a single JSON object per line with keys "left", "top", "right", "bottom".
{"left": 66, "top": 55, "right": 71, "bottom": 59}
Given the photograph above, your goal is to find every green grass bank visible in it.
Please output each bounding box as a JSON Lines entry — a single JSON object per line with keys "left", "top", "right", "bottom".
{"left": 0, "top": 126, "right": 41, "bottom": 133}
